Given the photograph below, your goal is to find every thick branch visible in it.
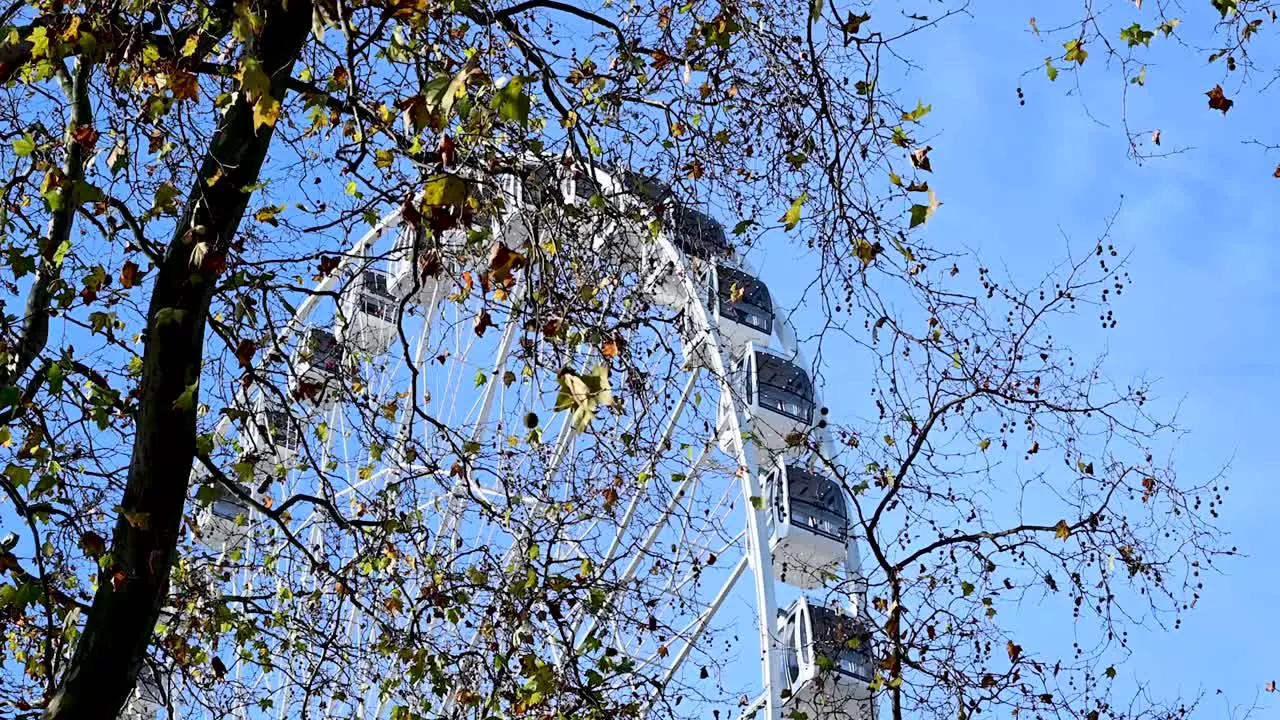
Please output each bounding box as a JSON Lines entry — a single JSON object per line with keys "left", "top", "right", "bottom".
{"left": 3, "top": 58, "right": 91, "bottom": 389}
{"left": 44, "top": 0, "right": 315, "bottom": 715}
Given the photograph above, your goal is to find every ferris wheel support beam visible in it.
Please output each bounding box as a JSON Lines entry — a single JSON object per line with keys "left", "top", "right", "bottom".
{"left": 431, "top": 284, "right": 526, "bottom": 554}
{"left": 649, "top": 235, "right": 784, "bottom": 720}
{"left": 211, "top": 209, "right": 405, "bottom": 442}
{"left": 646, "top": 553, "right": 748, "bottom": 703}
{"left": 593, "top": 368, "right": 701, "bottom": 573}
{"left": 572, "top": 444, "right": 710, "bottom": 650}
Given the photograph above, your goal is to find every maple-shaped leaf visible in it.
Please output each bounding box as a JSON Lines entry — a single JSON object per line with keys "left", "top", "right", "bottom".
{"left": 554, "top": 365, "right": 614, "bottom": 431}
{"left": 120, "top": 260, "right": 141, "bottom": 289}
{"left": 235, "top": 339, "right": 257, "bottom": 368}
{"left": 487, "top": 242, "right": 527, "bottom": 288}
{"left": 1206, "top": 84, "right": 1233, "bottom": 114}
{"left": 79, "top": 531, "right": 106, "bottom": 557}
{"left": 1006, "top": 640, "right": 1023, "bottom": 663}
{"left": 72, "top": 125, "right": 99, "bottom": 149}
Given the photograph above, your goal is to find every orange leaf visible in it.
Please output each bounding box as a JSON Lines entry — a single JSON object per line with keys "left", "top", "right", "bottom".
{"left": 1206, "top": 84, "right": 1233, "bottom": 114}
{"left": 235, "top": 339, "right": 257, "bottom": 368}
{"left": 120, "top": 260, "right": 141, "bottom": 289}
{"left": 1006, "top": 640, "right": 1022, "bottom": 663}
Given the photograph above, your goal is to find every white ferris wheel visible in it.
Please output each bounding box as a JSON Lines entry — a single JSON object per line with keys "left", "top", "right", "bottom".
{"left": 124, "top": 157, "right": 877, "bottom": 720}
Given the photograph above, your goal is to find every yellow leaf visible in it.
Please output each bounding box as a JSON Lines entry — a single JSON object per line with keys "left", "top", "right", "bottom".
{"left": 1054, "top": 520, "right": 1071, "bottom": 540}
{"left": 253, "top": 95, "right": 281, "bottom": 131}
{"left": 61, "top": 16, "right": 81, "bottom": 43}
{"left": 779, "top": 193, "right": 808, "bottom": 231}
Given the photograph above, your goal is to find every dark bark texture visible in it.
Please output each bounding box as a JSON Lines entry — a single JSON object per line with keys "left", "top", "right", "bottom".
{"left": 45, "top": 1, "right": 313, "bottom": 716}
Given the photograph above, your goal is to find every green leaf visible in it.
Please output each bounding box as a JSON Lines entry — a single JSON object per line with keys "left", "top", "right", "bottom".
{"left": 173, "top": 381, "right": 199, "bottom": 411}
{"left": 901, "top": 100, "right": 932, "bottom": 123}
{"left": 4, "top": 464, "right": 31, "bottom": 488}
{"left": 151, "top": 182, "right": 182, "bottom": 216}
{"left": 1119, "top": 23, "right": 1154, "bottom": 48}
{"left": 1063, "top": 39, "right": 1088, "bottom": 65}
{"left": 909, "top": 204, "right": 929, "bottom": 228}
{"left": 960, "top": 581, "right": 975, "bottom": 596}
{"left": 491, "top": 76, "right": 531, "bottom": 128}
{"left": 0, "top": 387, "right": 18, "bottom": 410}
{"left": 153, "top": 307, "right": 187, "bottom": 328}
{"left": 1044, "top": 57, "right": 1059, "bottom": 82}
{"left": 422, "top": 174, "right": 468, "bottom": 207}
{"left": 46, "top": 363, "right": 64, "bottom": 394}
{"left": 12, "top": 134, "right": 35, "bottom": 157}
{"left": 780, "top": 193, "right": 807, "bottom": 231}
{"left": 749, "top": 495, "right": 765, "bottom": 510}
{"left": 809, "top": 0, "right": 823, "bottom": 23}
{"left": 909, "top": 188, "right": 941, "bottom": 228}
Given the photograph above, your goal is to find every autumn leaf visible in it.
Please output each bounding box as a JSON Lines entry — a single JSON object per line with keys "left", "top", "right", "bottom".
{"left": 474, "top": 309, "right": 496, "bottom": 337}
{"left": 1152, "top": 129, "right": 1161, "bottom": 146}
{"left": 554, "top": 365, "right": 614, "bottom": 431}
{"left": 235, "top": 339, "right": 257, "bottom": 368}
{"left": 601, "top": 336, "right": 620, "bottom": 359}
{"left": 422, "top": 174, "right": 469, "bottom": 207}
{"left": 488, "top": 243, "right": 527, "bottom": 288}
{"left": 1206, "top": 84, "right": 1233, "bottom": 114}
{"left": 910, "top": 145, "right": 933, "bottom": 172}
{"left": 1063, "top": 38, "right": 1088, "bottom": 65}
{"left": 1006, "top": 641, "right": 1022, "bottom": 663}
{"left": 71, "top": 125, "right": 99, "bottom": 150}
{"left": 1054, "top": 520, "right": 1071, "bottom": 540}
{"left": 1265, "top": 680, "right": 1275, "bottom": 692}
{"left": 120, "top": 260, "right": 141, "bottom": 289}
{"left": 253, "top": 95, "right": 282, "bottom": 130}
{"left": 79, "top": 531, "right": 106, "bottom": 557}
{"left": 780, "top": 193, "right": 808, "bottom": 230}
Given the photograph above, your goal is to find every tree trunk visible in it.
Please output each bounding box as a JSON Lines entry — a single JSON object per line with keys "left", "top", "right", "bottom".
{"left": 45, "top": 1, "right": 313, "bottom": 716}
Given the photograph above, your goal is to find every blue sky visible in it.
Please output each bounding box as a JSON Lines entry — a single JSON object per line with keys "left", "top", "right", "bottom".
{"left": 751, "top": 4, "right": 1277, "bottom": 715}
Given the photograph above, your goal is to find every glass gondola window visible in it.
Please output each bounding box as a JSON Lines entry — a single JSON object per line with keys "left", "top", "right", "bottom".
{"left": 522, "top": 163, "right": 563, "bottom": 206}
{"left": 572, "top": 166, "right": 603, "bottom": 203}
{"left": 809, "top": 605, "right": 873, "bottom": 681}
{"left": 786, "top": 466, "right": 848, "bottom": 541}
{"left": 667, "top": 204, "right": 729, "bottom": 259}
{"left": 357, "top": 270, "right": 395, "bottom": 322}
{"left": 303, "top": 328, "right": 342, "bottom": 371}
{"left": 784, "top": 611, "right": 802, "bottom": 684}
{"left": 618, "top": 170, "right": 671, "bottom": 204}
{"left": 261, "top": 404, "right": 303, "bottom": 452}
{"left": 716, "top": 265, "right": 774, "bottom": 334}
{"left": 210, "top": 488, "right": 248, "bottom": 521}
{"left": 753, "top": 352, "right": 815, "bottom": 423}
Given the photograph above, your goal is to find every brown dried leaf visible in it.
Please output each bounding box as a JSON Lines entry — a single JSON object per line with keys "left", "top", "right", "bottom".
{"left": 1206, "top": 84, "right": 1234, "bottom": 114}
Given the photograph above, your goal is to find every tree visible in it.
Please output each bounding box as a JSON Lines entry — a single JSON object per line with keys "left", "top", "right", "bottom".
{"left": 0, "top": 2, "right": 1234, "bottom": 720}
